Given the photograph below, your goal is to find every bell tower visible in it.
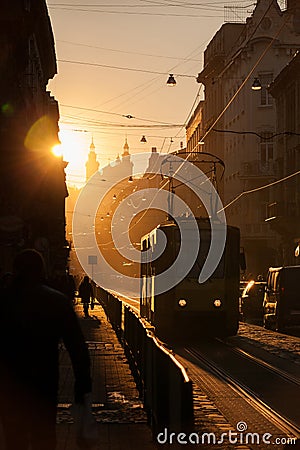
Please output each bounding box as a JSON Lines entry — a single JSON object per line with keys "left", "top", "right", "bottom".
{"left": 85, "top": 138, "right": 99, "bottom": 181}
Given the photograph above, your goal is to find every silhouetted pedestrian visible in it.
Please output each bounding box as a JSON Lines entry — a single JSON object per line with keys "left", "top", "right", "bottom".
{"left": 0, "top": 249, "right": 92, "bottom": 450}
{"left": 79, "top": 276, "right": 94, "bottom": 318}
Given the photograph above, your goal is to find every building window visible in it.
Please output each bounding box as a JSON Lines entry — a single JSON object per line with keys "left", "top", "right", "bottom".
{"left": 260, "top": 132, "right": 274, "bottom": 164}
{"left": 259, "top": 73, "right": 273, "bottom": 106}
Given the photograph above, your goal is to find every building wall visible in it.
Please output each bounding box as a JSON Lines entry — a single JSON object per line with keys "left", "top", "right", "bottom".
{"left": 186, "top": 101, "right": 205, "bottom": 153}
{"left": 187, "top": 0, "right": 300, "bottom": 277}
{"left": 268, "top": 52, "right": 300, "bottom": 265}
{"left": 0, "top": 0, "right": 68, "bottom": 275}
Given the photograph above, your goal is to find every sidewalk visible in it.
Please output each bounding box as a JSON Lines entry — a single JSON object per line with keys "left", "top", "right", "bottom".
{"left": 56, "top": 301, "right": 158, "bottom": 450}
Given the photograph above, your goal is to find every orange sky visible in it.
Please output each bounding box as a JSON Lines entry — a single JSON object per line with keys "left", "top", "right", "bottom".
{"left": 46, "top": 1, "right": 255, "bottom": 187}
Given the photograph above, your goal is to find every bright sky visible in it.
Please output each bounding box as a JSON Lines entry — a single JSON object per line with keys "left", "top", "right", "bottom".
{"left": 46, "top": 0, "right": 255, "bottom": 187}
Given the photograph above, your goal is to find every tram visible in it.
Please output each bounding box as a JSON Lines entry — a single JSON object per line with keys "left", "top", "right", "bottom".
{"left": 140, "top": 218, "right": 241, "bottom": 341}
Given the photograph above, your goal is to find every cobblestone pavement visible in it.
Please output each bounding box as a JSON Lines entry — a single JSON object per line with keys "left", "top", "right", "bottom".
{"left": 56, "top": 302, "right": 158, "bottom": 449}
{"left": 0, "top": 302, "right": 158, "bottom": 450}
{"left": 1, "top": 302, "right": 299, "bottom": 450}
{"left": 174, "top": 322, "right": 300, "bottom": 450}
{"left": 231, "top": 322, "right": 300, "bottom": 365}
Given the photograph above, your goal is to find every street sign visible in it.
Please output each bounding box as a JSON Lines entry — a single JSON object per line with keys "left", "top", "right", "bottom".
{"left": 88, "top": 255, "right": 97, "bottom": 265}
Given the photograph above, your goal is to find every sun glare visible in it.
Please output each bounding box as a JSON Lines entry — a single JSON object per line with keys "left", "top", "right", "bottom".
{"left": 52, "top": 144, "right": 63, "bottom": 157}
{"left": 57, "top": 130, "right": 90, "bottom": 185}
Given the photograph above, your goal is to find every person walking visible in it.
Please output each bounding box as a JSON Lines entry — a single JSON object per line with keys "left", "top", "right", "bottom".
{"left": 79, "top": 276, "right": 94, "bottom": 318}
{"left": 0, "top": 249, "right": 92, "bottom": 450}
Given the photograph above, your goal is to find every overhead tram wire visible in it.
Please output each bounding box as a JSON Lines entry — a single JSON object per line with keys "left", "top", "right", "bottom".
{"left": 137, "top": 0, "right": 254, "bottom": 12}
{"left": 65, "top": 74, "right": 164, "bottom": 119}
{"left": 57, "top": 59, "right": 197, "bottom": 80}
{"left": 49, "top": 1, "right": 231, "bottom": 9}
{"left": 197, "top": 0, "right": 291, "bottom": 146}
{"left": 57, "top": 35, "right": 207, "bottom": 118}
{"left": 64, "top": 0, "right": 285, "bottom": 248}
{"left": 58, "top": 52, "right": 201, "bottom": 125}
{"left": 57, "top": 42, "right": 205, "bottom": 130}
{"left": 219, "top": 170, "right": 300, "bottom": 213}
{"left": 110, "top": 0, "right": 293, "bottom": 235}
{"left": 166, "top": 83, "right": 204, "bottom": 153}
{"left": 107, "top": 39, "right": 205, "bottom": 112}
{"left": 138, "top": 0, "right": 253, "bottom": 6}
{"left": 60, "top": 115, "right": 183, "bottom": 129}
{"left": 59, "top": 122, "right": 180, "bottom": 141}
{"left": 57, "top": 40, "right": 202, "bottom": 62}
{"left": 48, "top": 1, "right": 252, "bottom": 12}
{"left": 212, "top": 129, "right": 300, "bottom": 140}
{"left": 48, "top": 6, "right": 223, "bottom": 17}
{"left": 67, "top": 166, "right": 300, "bottom": 248}
{"left": 60, "top": 104, "right": 183, "bottom": 126}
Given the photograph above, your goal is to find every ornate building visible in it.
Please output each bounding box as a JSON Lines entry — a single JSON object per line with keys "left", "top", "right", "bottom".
{"left": 187, "top": 0, "right": 300, "bottom": 276}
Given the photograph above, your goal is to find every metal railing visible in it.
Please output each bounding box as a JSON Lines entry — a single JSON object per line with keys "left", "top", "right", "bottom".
{"left": 96, "top": 287, "right": 194, "bottom": 434}
{"left": 96, "top": 287, "right": 122, "bottom": 339}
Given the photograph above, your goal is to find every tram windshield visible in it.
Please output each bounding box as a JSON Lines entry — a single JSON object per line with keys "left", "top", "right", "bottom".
{"left": 175, "top": 230, "right": 225, "bottom": 279}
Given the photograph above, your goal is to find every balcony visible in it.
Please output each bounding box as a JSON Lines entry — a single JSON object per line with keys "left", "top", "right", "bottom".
{"left": 240, "top": 160, "right": 275, "bottom": 178}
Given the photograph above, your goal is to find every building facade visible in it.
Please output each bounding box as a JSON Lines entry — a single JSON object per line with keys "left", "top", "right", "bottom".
{"left": 268, "top": 51, "right": 300, "bottom": 265}
{"left": 188, "top": 0, "right": 300, "bottom": 277}
{"left": 0, "top": 0, "right": 68, "bottom": 274}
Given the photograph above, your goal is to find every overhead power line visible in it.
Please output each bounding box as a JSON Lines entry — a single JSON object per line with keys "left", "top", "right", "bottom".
{"left": 220, "top": 170, "right": 300, "bottom": 213}
{"left": 60, "top": 104, "right": 184, "bottom": 126}
{"left": 57, "top": 40, "right": 202, "bottom": 62}
{"left": 60, "top": 104, "right": 184, "bottom": 128}
{"left": 212, "top": 129, "right": 300, "bottom": 140}
{"left": 48, "top": 6, "right": 223, "bottom": 17}
{"left": 58, "top": 59, "right": 197, "bottom": 78}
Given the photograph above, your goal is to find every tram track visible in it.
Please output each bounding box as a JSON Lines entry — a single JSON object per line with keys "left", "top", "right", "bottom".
{"left": 217, "top": 340, "right": 300, "bottom": 387}
{"left": 102, "top": 291, "right": 300, "bottom": 445}
{"left": 184, "top": 345, "right": 300, "bottom": 439}
{"left": 173, "top": 337, "right": 300, "bottom": 449}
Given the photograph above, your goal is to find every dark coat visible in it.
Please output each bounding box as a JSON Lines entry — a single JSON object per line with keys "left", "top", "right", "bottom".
{"left": 0, "top": 282, "right": 92, "bottom": 411}
{"left": 79, "top": 280, "right": 93, "bottom": 303}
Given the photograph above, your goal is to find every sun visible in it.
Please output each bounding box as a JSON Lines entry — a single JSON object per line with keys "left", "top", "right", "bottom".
{"left": 52, "top": 144, "right": 63, "bottom": 157}
{"left": 54, "top": 130, "right": 90, "bottom": 185}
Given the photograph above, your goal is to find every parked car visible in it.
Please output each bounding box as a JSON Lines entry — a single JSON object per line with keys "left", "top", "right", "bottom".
{"left": 241, "top": 280, "right": 266, "bottom": 325}
{"left": 263, "top": 266, "right": 300, "bottom": 332}
{"left": 239, "top": 280, "right": 249, "bottom": 297}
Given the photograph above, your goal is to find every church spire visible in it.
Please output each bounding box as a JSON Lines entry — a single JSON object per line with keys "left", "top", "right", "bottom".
{"left": 122, "top": 137, "right": 130, "bottom": 157}
{"left": 90, "top": 136, "right": 95, "bottom": 151}
{"left": 85, "top": 137, "right": 99, "bottom": 181}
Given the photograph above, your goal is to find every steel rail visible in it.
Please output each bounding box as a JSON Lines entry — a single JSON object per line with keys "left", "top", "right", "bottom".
{"left": 218, "top": 340, "right": 300, "bottom": 387}
{"left": 185, "top": 346, "right": 300, "bottom": 439}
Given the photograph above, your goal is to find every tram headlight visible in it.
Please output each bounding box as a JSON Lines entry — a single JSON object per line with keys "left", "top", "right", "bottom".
{"left": 178, "top": 299, "right": 187, "bottom": 307}
{"left": 213, "top": 299, "right": 222, "bottom": 308}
